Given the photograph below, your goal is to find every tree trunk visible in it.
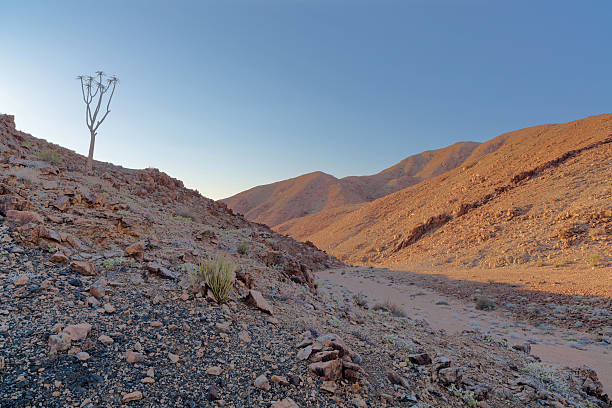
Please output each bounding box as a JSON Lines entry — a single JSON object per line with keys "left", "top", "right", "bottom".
{"left": 87, "top": 130, "right": 96, "bottom": 173}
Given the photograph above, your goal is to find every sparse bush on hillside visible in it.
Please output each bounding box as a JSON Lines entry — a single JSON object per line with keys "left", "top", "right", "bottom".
{"left": 237, "top": 240, "right": 249, "bottom": 255}
{"left": 192, "top": 255, "right": 235, "bottom": 304}
{"left": 353, "top": 292, "right": 367, "bottom": 308}
{"left": 175, "top": 206, "right": 199, "bottom": 222}
{"left": 103, "top": 257, "right": 133, "bottom": 270}
{"left": 373, "top": 299, "right": 406, "bottom": 317}
{"left": 37, "top": 148, "right": 62, "bottom": 164}
{"left": 474, "top": 295, "right": 496, "bottom": 311}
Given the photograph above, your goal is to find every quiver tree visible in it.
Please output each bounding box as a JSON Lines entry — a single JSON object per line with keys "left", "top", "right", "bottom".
{"left": 77, "top": 71, "right": 118, "bottom": 172}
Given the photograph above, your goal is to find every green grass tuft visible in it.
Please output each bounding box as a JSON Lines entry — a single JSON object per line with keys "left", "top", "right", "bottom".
{"left": 193, "top": 255, "right": 236, "bottom": 304}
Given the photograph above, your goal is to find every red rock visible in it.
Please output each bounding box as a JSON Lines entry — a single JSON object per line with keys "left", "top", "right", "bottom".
{"left": 50, "top": 253, "right": 68, "bottom": 264}
{"left": 51, "top": 196, "right": 70, "bottom": 212}
{"left": 245, "top": 290, "right": 273, "bottom": 314}
{"left": 122, "top": 391, "right": 142, "bottom": 402}
{"left": 14, "top": 275, "right": 29, "bottom": 286}
{"left": 125, "top": 350, "right": 146, "bottom": 363}
{"left": 270, "top": 375, "right": 289, "bottom": 386}
{"left": 6, "top": 210, "right": 43, "bottom": 226}
{"left": 71, "top": 260, "right": 96, "bottom": 276}
{"left": 89, "top": 279, "right": 106, "bottom": 299}
{"left": 309, "top": 359, "right": 343, "bottom": 381}
{"left": 271, "top": 399, "right": 299, "bottom": 408}
{"left": 62, "top": 323, "right": 92, "bottom": 341}
{"left": 38, "top": 225, "right": 61, "bottom": 242}
{"left": 125, "top": 241, "right": 145, "bottom": 260}
{"left": 48, "top": 332, "right": 71, "bottom": 354}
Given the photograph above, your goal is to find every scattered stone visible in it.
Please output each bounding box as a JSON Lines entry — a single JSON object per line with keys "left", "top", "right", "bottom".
{"left": 206, "top": 366, "right": 222, "bottom": 376}
{"left": 207, "top": 384, "right": 220, "bottom": 401}
{"left": 98, "top": 335, "right": 114, "bottom": 345}
{"left": 320, "top": 380, "right": 337, "bottom": 394}
{"left": 49, "top": 333, "right": 71, "bottom": 354}
{"left": 309, "top": 359, "right": 343, "bottom": 381}
{"left": 103, "top": 303, "right": 116, "bottom": 313}
{"left": 270, "top": 375, "right": 289, "bottom": 386}
{"left": 62, "top": 323, "right": 92, "bottom": 341}
{"left": 89, "top": 279, "right": 106, "bottom": 299}
{"left": 271, "top": 398, "right": 299, "bottom": 408}
{"left": 14, "top": 275, "right": 29, "bottom": 286}
{"left": 168, "top": 353, "right": 179, "bottom": 363}
{"left": 49, "top": 253, "right": 68, "bottom": 264}
{"left": 408, "top": 352, "right": 432, "bottom": 365}
{"left": 297, "top": 345, "right": 312, "bottom": 361}
{"left": 75, "top": 351, "right": 90, "bottom": 361}
{"left": 245, "top": 290, "right": 273, "bottom": 314}
{"left": 254, "top": 374, "right": 270, "bottom": 391}
{"left": 122, "top": 391, "right": 143, "bottom": 402}
{"left": 71, "top": 260, "right": 96, "bottom": 276}
{"left": 126, "top": 350, "right": 146, "bottom": 363}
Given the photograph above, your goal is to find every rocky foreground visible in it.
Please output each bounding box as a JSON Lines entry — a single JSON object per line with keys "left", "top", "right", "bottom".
{"left": 0, "top": 114, "right": 609, "bottom": 407}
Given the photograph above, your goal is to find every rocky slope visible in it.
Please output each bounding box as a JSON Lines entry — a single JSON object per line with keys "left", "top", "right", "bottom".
{"left": 0, "top": 114, "right": 608, "bottom": 407}
{"left": 0, "top": 113, "right": 339, "bottom": 286}
{"left": 222, "top": 142, "right": 480, "bottom": 229}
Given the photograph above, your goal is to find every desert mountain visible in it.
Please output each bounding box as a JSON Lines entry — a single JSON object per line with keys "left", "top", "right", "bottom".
{"left": 222, "top": 142, "right": 480, "bottom": 227}
{"left": 1, "top": 113, "right": 609, "bottom": 407}
{"left": 227, "top": 114, "right": 612, "bottom": 272}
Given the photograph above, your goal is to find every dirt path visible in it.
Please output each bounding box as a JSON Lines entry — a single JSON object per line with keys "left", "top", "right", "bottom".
{"left": 316, "top": 266, "right": 612, "bottom": 395}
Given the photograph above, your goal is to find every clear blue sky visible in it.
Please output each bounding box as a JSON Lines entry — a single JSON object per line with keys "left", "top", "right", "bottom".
{"left": 1, "top": 1, "right": 611, "bottom": 199}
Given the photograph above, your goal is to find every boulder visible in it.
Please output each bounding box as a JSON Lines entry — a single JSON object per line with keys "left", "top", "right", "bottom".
{"left": 6, "top": 210, "right": 43, "bottom": 226}
{"left": 245, "top": 290, "right": 273, "bottom": 314}
{"left": 71, "top": 260, "right": 96, "bottom": 276}
{"left": 125, "top": 240, "right": 145, "bottom": 260}
{"left": 62, "top": 323, "right": 92, "bottom": 341}
{"left": 48, "top": 332, "right": 71, "bottom": 354}
{"left": 309, "top": 359, "right": 343, "bottom": 381}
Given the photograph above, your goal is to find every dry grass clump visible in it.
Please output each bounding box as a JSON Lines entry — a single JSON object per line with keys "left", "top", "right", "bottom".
{"left": 237, "top": 240, "right": 249, "bottom": 255}
{"left": 353, "top": 292, "right": 367, "bottom": 307}
{"left": 175, "top": 206, "right": 199, "bottom": 221}
{"left": 191, "top": 255, "right": 235, "bottom": 304}
{"left": 373, "top": 299, "right": 406, "bottom": 317}
{"left": 37, "top": 148, "right": 62, "bottom": 163}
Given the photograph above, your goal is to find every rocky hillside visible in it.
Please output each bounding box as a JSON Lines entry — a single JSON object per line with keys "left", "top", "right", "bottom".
{"left": 0, "top": 114, "right": 340, "bottom": 286}
{"left": 222, "top": 142, "right": 479, "bottom": 228}
{"left": 0, "top": 114, "right": 608, "bottom": 407}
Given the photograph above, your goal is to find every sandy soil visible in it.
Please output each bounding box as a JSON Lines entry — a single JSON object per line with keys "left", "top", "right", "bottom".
{"left": 387, "top": 264, "right": 612, "bottom": 298}
{"left": 317, "top": 267, "right": 612, "bottom": 395}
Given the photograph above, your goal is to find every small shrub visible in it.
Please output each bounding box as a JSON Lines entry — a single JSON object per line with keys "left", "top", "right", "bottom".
{"left": 237, "top": 240, "right": 249, "bottom": 255}
{"left": 589, "top": 254, "right": 600, "bottom": 267}
{"left": 373, "top": 299, "right": 406, "bottom": 317}
{"left": 474, "top": 295, "right": 496, "bottom": 311}
{"left": 37, "top": 148, "right": 62, "bottom": 163}
{"left": 175, "top": 207, "right": 199, "bottom": 222}
{"left": 353, "top": 292, "right": 367, "bottom": 307}
{"left": 103, "top": 257, "right": 133, "bottom": 270}
{"left": 194, "top": 255, "right": 235, "bottom": 304}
